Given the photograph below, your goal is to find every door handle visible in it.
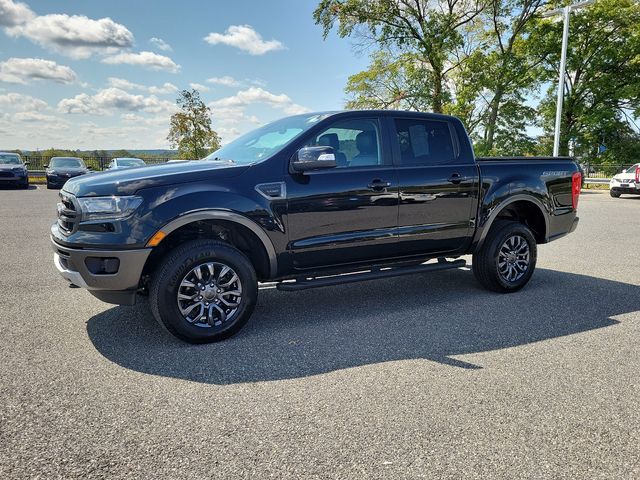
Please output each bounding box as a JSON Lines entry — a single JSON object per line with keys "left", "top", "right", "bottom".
{"left": 448, "top": 173, "right": 468, "bottom": 184}
{"left": 367, "top": 179, "right": 391, "bottom": 191}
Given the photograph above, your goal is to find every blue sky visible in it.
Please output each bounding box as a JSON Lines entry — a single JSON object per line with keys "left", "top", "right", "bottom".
{"left": 0, "top": 0, "right": 370, "bottom": 150}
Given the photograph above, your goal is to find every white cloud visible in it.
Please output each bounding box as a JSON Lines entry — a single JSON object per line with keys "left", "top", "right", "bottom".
{"left": 0, "top": 92, "right": 48, "bottom": 111}
{"left": 204, "top": 25, "right": 284, "bottom": 55}
{"left": 207, "top": 76, "right": 241, "bottom": 87}
{"left": 121, "top": 113, "right": 167, "bottom": 126}
{"left": 3, "top": 0, "right": 134, "bottom": 59}
{"left": 0, "top": 0, "right": 34, "bottom": 27}
{"left": 102, "top": 51, "right": 180, "bottom": 72}
{"left": 107, "top": 77, "right": 178, "bottom": 95}
{"left": 58, "top": 87, "right": 176, "bottom": 115}
{"left": 12, "top": 111, "right": 69, "bottom": 130}
{"left": 210, "top": 87, "right": 310, "bottom": 115}
{"left": 189, "top": 82, "right": 209, "bottom": 92}
{"left": 0, "top": 57, "right": 77, "bottom": 84}
{"left": 211, "top": 107, "right": 260, "bottom": 125}
{"left": 149, "top": 37, "right": 172, "bottom": 52}
{"left": 149, "top": 83, "right": 178, "bottom": 95}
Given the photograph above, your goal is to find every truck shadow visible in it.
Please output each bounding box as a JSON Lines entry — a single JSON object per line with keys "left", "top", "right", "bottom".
{"left": 86, "top": 268, "right": 638, "bottom": 384}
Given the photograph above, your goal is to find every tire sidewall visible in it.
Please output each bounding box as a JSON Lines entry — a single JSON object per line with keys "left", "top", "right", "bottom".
{"left": 153, "top": 241, "right": 257, "bottom": 343}
{"left": 487, "top": 222, "right": 537, "bottom": 292}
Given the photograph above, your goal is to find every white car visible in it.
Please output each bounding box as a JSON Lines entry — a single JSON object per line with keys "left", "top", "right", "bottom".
{"left": 610, "top": 163, "right": 640, "bottom": 198}
{"left": 106, "top": 157, "right": 146, "bottom": 170}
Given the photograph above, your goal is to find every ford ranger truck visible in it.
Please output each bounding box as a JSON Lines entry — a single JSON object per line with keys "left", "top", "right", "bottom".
{"left": 51, "top": 110, "right": 581, "bottom": 343}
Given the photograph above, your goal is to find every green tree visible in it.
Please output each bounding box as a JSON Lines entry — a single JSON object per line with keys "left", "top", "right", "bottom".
{"left": 534, "top": 0, "right": 640, "bottom": 161}
{"left": 344, "top": 51, "right": 435, "bottom": 111}
{"left": 314, "top": 0, "right": 487, "bottom": 113}
{"left": 167, "top": 89, "right": 220, "bottom": 159}
{"left": 473, "top": 0, "right": 549, "bottom": 154}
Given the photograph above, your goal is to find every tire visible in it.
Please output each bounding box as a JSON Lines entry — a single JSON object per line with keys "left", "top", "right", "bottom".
{"left": 149, "top": 239, "right": 258, "bottom": 343}
{"left": 610, "top": 190, "right": 621, "bottom": 198}
{"left": 472, "top": 220, "right": 537, "bottom": 293}
{"left": 19, "top": 180, "right": 29, "bottom": 189}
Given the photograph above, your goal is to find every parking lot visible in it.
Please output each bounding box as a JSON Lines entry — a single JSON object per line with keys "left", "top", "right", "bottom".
{"left": 0, "top": 187, "right": 638, "bottom": 479}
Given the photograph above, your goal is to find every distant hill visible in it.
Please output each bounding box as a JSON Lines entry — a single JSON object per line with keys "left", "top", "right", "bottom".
{"left": 19, "top": 149, "right": 178, "bottom": 156}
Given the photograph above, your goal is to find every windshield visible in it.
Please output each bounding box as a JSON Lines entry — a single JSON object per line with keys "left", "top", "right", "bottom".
{"left": 117, "top": 158, "right": 145, "bottom": 167}
{"left": 203, "top": 113, "right": 333, "bottom": 165}
{"left": 0, "top": 154, "right": 21, "bottom": 165}
{"left": 624, "top": 164, "right": 639, "bottom": 173}
{"left": 50, "top": 157, "right": 85, "bottom": 168}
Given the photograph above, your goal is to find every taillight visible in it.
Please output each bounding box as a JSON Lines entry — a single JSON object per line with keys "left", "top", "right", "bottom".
{"left": 636, "top": 166, "right": 639, "bottom": 183}
{"left": 572, "top": 171, "right": 581, "bottom": 210}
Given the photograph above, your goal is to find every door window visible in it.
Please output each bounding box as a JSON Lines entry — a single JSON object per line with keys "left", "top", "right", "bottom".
{"left": 306, "top": 119, "right": 382, "bottom": 168}
{"left": 394, "top": 118, "right": 456, "bottom": 166}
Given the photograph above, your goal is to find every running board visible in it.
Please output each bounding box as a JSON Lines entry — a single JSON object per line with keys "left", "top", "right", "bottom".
{"left": 276, "top": 259, "right": 466, "bottom": 291}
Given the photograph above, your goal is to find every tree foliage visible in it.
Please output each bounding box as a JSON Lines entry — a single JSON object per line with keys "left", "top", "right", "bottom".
{"left": 167, "top": 89, "right": 220, "bottom": 160}
{"left": 314, "top": 0, "right": 486, "bottom": 113}
{"left": 533, "top": 0, "right": 640, "bottom": 162}
{"left": 316, "top": 0, "right": 640, "bottom": 162}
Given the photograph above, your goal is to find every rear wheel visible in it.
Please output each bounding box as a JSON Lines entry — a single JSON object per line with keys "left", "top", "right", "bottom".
{"left": 149, "top": 239, "right": 257, "bottom": 343}
{"left": 472, "top": 220, "right": 537, "bottom": 293}
{"left": 610, "top": 190, "right": 621, "bottom": 198}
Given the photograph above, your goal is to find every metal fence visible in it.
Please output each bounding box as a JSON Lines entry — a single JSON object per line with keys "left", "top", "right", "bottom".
{"left": 581, "top": 162, "right": 636, "bottom": 179}
{"left": 22, "top": 156, "right": 174, "bottom": 172}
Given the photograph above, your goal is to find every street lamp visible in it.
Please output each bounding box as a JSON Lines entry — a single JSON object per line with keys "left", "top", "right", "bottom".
{"left": 542, "top": 0, "right": 595, "bottom": 157}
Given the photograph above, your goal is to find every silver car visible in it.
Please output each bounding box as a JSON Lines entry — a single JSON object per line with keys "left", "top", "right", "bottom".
{"left": 106, "top": 157, "right": 147, "bottom": 170}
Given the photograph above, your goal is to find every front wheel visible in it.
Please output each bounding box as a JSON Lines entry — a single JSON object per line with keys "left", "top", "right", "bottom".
{"left": 610, "top": 190, "right": 621, "bottom": 198}
{"left": 472, "top": 220, "right": 537, "bottom": 293}
{"left": 149, "top": 239, "right": 258, "bottom": 343}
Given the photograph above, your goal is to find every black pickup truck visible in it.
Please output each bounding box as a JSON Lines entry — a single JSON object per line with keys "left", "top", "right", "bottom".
{"left": 51, "top": 110, "right": 581, "bottom": 343}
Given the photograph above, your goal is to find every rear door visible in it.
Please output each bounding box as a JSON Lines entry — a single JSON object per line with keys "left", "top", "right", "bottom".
{"left": 389, "top": 115, "right": 478, "bottom": 255}
{"left": 286, "top": 116, "right": 399, "bottom": 269}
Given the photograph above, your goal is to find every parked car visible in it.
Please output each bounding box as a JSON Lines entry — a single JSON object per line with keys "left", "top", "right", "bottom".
{"left": 51, "top": 110, "right": 581, "bottom": 343}
{"left": 45, "top": 157, "right": 90, "bottom": 189}
{"left": 609, "top": 163, "right": 640, "bottom": 198}
{"left": 106, "top": 157, "right": 146, "bottom": 170}
{"left": 0, "top": 152, "right": 29, "bottom": 189}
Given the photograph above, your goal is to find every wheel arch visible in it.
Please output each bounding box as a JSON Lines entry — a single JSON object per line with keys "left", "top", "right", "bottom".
{"left": 474, "top": 195, "right": 549, "bottom": 251}
{"left": 142, "top": 210, "right": 277, "bottom": 282}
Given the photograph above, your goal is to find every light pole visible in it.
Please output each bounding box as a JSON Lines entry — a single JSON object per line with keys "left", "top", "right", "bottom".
{"left": 542, "top": 0, "right": 595, "bottom": 157}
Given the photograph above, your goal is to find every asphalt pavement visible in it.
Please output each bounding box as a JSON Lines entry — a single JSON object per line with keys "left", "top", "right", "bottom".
{"left": 0, "top": 187, "right": 638, "bottom": 479}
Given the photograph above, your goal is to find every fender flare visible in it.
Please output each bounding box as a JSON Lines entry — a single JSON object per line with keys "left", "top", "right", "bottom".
{"left": 474, "top": 194, "right": 549, "bottom": 250}
{"left": 159, "top": 209, "right": 278, "bottom": 278}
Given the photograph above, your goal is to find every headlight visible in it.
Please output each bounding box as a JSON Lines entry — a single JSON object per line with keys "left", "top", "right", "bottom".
{"left": 77, "top": 195, "right": 143, "bottom": 221}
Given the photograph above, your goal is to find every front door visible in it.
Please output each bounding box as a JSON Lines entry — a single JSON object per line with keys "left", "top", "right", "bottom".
{"left": 286, "top": 117, "right": 399, "bottom": 269}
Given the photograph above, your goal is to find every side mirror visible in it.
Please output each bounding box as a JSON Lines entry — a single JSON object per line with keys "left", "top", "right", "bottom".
{"left": 23, "top": 161, "right": 30, "bottom": 166}
{"left": 43, "top": 164, "right": 48, "bottom": 168}
{"left": 291, "top": 146, "right": 337, "bottom": 173}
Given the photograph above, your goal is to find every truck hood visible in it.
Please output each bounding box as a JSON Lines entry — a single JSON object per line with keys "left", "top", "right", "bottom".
{"left": 62, "top": 160, "right": 249, "bottom": 197}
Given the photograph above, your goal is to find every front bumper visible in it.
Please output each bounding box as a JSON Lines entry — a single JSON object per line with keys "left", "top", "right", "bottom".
{"left": 47, "top": 175, "right": 74, "bottom": 187}
{"left": 0, "top": 173, "right": 27, "bottom": 184}
{"left": 51, "top": 237, "right": 152, "bottom": 305}
{"left": 610, "top": 186, "right": 640, "bottom": 195}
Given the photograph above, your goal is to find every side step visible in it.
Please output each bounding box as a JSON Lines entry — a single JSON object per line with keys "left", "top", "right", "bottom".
{"left": 276, "top": 259, "right": 466, "bottom": 291}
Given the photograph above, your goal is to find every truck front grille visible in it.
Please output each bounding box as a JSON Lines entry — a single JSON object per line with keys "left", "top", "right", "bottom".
{"left": 57, "top": 193, "right": 79, "bottom": 235}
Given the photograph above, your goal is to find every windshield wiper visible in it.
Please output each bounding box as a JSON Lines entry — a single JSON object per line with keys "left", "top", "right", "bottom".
{"left": 209, "top": 157, "right": 236, "bottom": 165}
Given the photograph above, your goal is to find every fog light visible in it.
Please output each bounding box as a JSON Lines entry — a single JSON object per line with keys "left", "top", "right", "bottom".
{"left": 85, "top": 257, "right": 120, "bottom": 274}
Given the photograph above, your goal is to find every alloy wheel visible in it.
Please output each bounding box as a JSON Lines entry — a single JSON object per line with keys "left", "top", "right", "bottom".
{"left": 177, "top": 262, "right": 243, "bottom": 328}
